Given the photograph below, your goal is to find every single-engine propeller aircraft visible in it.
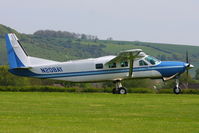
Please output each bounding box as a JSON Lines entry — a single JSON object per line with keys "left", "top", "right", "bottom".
{"left": 5, "top": 33, "right": 194, "bottom": 94}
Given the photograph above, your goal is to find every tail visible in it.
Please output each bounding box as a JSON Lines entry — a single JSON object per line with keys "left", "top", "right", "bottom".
{"left": 5, "top": 33, "right": 59, "bottom": 69}
{"left": 5, "top": 33, "right": 29, "bottom": 69}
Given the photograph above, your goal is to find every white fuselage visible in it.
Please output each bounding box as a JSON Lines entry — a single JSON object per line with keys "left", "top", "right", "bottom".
{"left": 29, "top": 55, "right": 162, "bottom": 82}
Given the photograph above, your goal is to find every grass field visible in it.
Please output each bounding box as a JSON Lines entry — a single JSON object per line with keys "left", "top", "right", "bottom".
{"left": 0, "top": 92, "right": 199, "bottom": 133}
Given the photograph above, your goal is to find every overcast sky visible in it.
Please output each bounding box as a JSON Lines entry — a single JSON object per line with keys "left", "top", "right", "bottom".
{"left": 0, "top": 0, "right": 199, "bottom": 45}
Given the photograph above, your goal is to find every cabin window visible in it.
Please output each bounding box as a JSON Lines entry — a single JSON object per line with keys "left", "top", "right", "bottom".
{"left": 121, "top": 61, "right": 128, "bottom": 67}
{"left": 96, "top": 63, "right": 103, "bottom": 69}
{"left": 139, "top": 60, "right": 148, "bottom": 66}
{"left": 109, "top": 63, "right": 116, "bottom": 68}
{"left": 145, "top": 56, "right": 160, "bottom": 65}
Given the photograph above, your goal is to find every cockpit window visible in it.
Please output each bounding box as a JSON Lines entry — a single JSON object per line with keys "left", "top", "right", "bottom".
{"left": 139, "top": 60, "right": 148, "bottom": 66}
{"left": 145, "top": 56, "right": 160, "bottom": 65}
{"left": 121, "top": 61, "right": 128, "bottom": 67}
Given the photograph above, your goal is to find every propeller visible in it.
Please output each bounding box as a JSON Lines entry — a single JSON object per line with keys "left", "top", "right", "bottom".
{"left": 185, "top": 51, "right": 194, "bottom": 70}
{"left": 186, "top": 50, "right": 189, "bottom": 79}
{"left": 185, "top": 50, "right": 194, "bottom": 88}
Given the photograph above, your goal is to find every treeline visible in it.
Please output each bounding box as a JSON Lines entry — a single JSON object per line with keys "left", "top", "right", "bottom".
{"left": 34, "top": 30, "right": 98, "bottom": 41}
{"left": 1, "top": 24, "right": 199, "bottom": 77}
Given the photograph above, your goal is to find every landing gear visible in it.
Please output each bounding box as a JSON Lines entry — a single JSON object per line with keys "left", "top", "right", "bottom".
{"left": 112, "top": 88, "right": 117, "bottom": 94}
{"left": 118, "top": 87, "right": 127, "bottom": 94}
{"left": 112, "top": 81, "right": 127, "bottom": 94}
{"left": 173, "top": 78, "right": 181, "bottom": 94}
{"left": 173, "top": 86, "right": 181, "bottom": 94}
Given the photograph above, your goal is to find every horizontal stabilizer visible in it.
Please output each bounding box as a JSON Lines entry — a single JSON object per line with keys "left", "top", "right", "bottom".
{"left": 12, "top": 67, "right": 32, "bottom": 70}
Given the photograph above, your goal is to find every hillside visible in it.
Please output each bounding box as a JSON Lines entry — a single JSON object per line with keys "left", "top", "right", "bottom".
{"left": 0, "top": 24, "right": 199, "bottom": 76}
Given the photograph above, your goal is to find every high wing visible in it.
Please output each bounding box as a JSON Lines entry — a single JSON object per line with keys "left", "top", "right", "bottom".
{"left": 105, "top": 49, "right": 145, "bottom": 77}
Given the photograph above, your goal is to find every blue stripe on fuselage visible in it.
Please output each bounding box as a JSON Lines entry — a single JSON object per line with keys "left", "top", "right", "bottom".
{"left": 9, "top": 61, "right": 186, "bottom": 79}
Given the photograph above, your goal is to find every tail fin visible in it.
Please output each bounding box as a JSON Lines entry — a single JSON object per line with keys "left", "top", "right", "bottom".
{"left": 5, "top": 33, "right": 29, "bottom": 69}
{"left": 5, "top": 33, "right": 59, "bottom": 69}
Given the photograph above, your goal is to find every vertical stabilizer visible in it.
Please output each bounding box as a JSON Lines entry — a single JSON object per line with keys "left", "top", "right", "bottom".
{"left": 5, "top": 33, "right": 29, "bottom": 69}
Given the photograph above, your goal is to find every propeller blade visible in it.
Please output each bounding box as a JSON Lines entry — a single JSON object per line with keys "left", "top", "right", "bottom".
{"left": 187, "top": 69, "right": 188, "bottom": 77}
{"left": 186, "top": 50, "right": 189, "bottom": 88}
{"left": 186, "top": 50, "right": 189, "bottom": 63}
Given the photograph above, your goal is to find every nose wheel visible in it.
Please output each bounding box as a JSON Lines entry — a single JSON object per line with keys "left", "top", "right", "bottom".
{"left": 173, "top": 78, "right": 181, "bottom": 94}
{"left": 112, "top": 81, "right": 127, "bottom": 94}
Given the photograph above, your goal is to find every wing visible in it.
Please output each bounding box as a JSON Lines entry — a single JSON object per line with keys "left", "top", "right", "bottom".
{"left": 105, "top": 49, "right": 145, "bottom": 77}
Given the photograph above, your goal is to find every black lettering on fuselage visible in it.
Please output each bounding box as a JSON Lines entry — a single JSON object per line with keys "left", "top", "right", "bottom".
{"left": 40, "top": 67, "right": 63, "bottom": 73}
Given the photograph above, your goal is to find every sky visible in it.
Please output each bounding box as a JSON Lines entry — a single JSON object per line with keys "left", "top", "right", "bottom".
{"left": 0, "top": 0, "right": 199, "bottom": 45}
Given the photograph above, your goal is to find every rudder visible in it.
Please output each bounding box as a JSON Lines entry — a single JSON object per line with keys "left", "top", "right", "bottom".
{"left": 5, "top": 33, "right": 29, "bottom": 69}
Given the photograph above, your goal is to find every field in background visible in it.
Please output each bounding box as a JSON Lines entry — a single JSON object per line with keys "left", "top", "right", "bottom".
{"left": 1, "top": 24, "right": 199, "bottom": 76}
{"left": 0, "top": 92, "right": 199, "bottom": 133}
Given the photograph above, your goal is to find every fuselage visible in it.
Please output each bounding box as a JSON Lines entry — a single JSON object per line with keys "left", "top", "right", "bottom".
{"left": 10, "top": 55, "right": 187, "bottom": 82}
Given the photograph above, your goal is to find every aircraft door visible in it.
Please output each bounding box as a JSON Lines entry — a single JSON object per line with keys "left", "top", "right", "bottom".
{"left": 134, "top": 60, "right": 151, "bottom": 78}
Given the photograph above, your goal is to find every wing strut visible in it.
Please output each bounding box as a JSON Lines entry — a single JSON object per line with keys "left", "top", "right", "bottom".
{"left": 129, "top": 53, "right": 133, "bottom": 77}
{"left": 128, "top": 51, "right": 142, "bottom": 77}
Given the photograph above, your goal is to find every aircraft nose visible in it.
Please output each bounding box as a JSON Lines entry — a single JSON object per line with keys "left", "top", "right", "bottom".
{"left": 185, "top": 63, "right": 194, "bottom": 70}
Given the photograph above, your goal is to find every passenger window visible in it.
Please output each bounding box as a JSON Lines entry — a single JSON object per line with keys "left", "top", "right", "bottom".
{"left": 121, "top": 61, "right": 128, "bottom": 67}
{"left": 139, "top": 60, "right": 148, "bottom": 66}
{"left": 109, "top": 63, "right": 116, "bottom": 68}
{"left": 96, "top": 63, "right": 103, "bottom": 69}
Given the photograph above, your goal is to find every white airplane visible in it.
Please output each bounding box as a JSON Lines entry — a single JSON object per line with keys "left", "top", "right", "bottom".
{"left": 5, "top": 33, "right": 194, "bottom": 94}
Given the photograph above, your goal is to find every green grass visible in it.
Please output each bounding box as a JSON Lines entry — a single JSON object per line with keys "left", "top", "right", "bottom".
{"left": 0, "top": 92, "right": 199, "bottom": 133}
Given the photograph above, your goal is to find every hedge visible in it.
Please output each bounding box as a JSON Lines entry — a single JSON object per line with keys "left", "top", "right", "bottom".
{"left": 0, "top": 86, "right": 199, "bottom": 94}
{"left": 0, "top": 86, "right": 112, "bottom": 93}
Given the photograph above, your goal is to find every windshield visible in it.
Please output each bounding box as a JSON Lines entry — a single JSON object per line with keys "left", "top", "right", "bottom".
{"left": 145, "top": 56, "right": 160, "bottom": 65}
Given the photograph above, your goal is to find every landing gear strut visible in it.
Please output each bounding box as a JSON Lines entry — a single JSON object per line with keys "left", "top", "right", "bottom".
{"left": 173, "top": 78, "right": 181, "bottom": 94}
{"left": 112, "top": 81, "right": 127, "bottom": 94}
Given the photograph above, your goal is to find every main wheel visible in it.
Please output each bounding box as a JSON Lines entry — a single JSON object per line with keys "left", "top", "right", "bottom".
{"left": 118, "top": 87, "right": 127, "bottom": 94}
{"left": 173, "top": 86, "right": 181, "bottom": 94}
{"left": 112, "top": 88, "right": 117, "bottom": 94}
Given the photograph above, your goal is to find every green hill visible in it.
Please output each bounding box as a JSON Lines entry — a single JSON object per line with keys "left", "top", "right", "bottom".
{"left": 0, "top": 24, "right": 199, "bottom": 76}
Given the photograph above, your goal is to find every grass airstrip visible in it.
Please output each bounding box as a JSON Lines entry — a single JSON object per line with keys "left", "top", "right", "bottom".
{"left": 0, "top": 92, "right": 199, "bottom": 133}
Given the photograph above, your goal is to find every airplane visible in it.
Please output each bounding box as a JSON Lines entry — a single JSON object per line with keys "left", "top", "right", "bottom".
{"left": 5, "top": 33, "right": 194, "bottom": 94}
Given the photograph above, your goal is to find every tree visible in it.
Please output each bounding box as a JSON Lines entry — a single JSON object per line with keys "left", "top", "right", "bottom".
{"left": 81, "top": 34, "right": 87, "bottom": 40}
{"left": 107, "top": 37, "right": 113, "bottom": 40}
{"left": 0, "top": 66, "right": 30, "bottom": 86}
{"left": 195, "top": 68, "right": 199, "bottom": 80}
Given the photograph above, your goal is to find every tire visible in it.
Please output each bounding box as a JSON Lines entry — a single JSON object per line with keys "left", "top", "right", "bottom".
{"left": 173, "top": 86, "right": 181, "bottom": 94}
{"left": 112, "top": 88, "right": 117, "bottom": 94}
{"left": 118, "top": 87, "right": 127, "bottom": 94}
